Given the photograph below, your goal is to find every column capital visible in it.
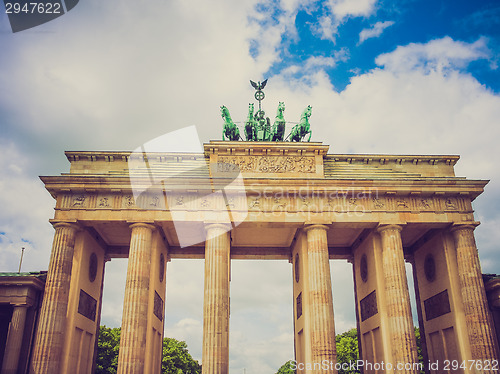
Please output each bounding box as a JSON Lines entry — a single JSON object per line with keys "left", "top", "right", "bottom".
{"left": 376, "top": 223, "right": 405, "bottom": 234}
{"left": 303, "top": 224, "right": 329, "bottom": 233}
{"left": 128, "top": 222, "right": 156, "bottom": 231}
{"left": 11, "top": 303, "right": 29, "bottom": 308}
{"left": 49, "top": 220, "right": 81, "bottom": 231}
{"left": 204, "top": 223, "right": 231, "bottom": 232}
{"left": 450, "top": 221, "right": 480, "bottom": 233}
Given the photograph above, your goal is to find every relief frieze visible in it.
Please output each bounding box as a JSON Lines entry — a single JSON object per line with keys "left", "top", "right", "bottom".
{"left": 122, "top": 195, "right": 136, "bottom": 209}
{"left": 396, "top": 199, "right": 410, "bottom": 210}
{"left": 419, "top": 198, "right": 433, "bottom": 210}
{"left": 97, "top": 195, "right": 114, "bottom": 209}
{"left": 59, "top": 190, "right": 471, "bottom": 218}
{"left": 72, "top": 194, "right": 88, "bottom": 208}
{"left": 445, "top": 197, "right": 457, "bottom": 210}
{"left": 273, "top": 196, "right": 288, "bottom": 210}
{"left": 217, "top": 155, "right": 316, "bottom": 173}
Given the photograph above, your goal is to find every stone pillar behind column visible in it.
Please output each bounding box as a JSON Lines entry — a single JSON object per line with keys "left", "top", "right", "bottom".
{"left": 451, "top": 224, "right": 500, "bottom": 360}
{"left": 117, "top": 223, "right": 155, "bottom": 374}
{"left": 1, "top": 305, "right": 28, "bottom": 374}
{"left": 304, "top": 224, "right": 337, "bottom": 371}
{"left": 31, "top": 222, "right": 80, "bottom": 374}
{"left": 377, "top": 224, "right": 418, "bottom": 372}
{"left": 202, "top": 224, "right": 230, "bottom": 374}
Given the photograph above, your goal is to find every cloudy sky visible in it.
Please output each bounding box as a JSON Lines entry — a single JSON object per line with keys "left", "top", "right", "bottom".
{"left": 1, "top": 0, "right": 500, "bottom": 372}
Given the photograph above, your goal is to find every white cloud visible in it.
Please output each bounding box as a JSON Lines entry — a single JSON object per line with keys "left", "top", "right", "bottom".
{"left": 329, "top": 0, "right": 378, "bottom": 19}
{"left": 166, "top": 318, "right": 203, "bottom": 362}
{"left": 359, "top": 20, "right": 395, "bottom": 44}
{"left": 281, "top": 50, "right": 349, "bottom": 85}
{"left": 314, "top": 15, "right": 340, "bottom": 42}
{"left": 305, "top": 55, "right": 339, "bottom": 69}
{"left": 0, "top": 141, "right": 54, "bottom": 272}
{"left": 376, "top": 36, "right": 491, "bottom": 74}
{"left": 313, "top": 0, "right": 379, "bottom": 42}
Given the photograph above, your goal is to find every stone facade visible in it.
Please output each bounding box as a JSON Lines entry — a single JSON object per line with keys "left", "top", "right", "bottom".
{"left": 16, "top": 140, "right": 498, "bottom": 373}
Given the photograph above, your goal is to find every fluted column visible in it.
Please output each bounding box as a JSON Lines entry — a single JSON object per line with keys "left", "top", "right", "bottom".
{"left": 202, "top": 224, "right": 230, "bottom": 374}
{"left": 451, "top": 224, "right": 500, "bottom": 360}
{"left": 117, "top": 223, "right": 155, "bottom": 374}
{"left": 31, "top": 221, "right": 80, "bottom": 374}
{"left": 304, "top": 224, "right": 337, "bottom": 372}
{"left": 1, "top": 305, "right": 28, "bottom": 374}
{"left": 377, "top": 224, "right": 418, "bottom": 372}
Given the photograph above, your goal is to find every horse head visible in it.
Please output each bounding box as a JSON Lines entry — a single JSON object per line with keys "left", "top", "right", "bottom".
{"left": 302, "top": 105, "right": 312, "bottom": 119}
{"left": 247, "top": 103, "right": 255, "bottom": 120}
{"left": 277, "top": 102, "right": 285, "bottom": 117}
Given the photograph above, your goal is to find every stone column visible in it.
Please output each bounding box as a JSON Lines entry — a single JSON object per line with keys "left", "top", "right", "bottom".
{"left": 1, "top": 305, "right": 28, "bottom": 374}
{"left": 31, "top": 221, "right": 80, "bottom": 374}
{"left": 377, "top": 224, "right": 418, "bottom": 372}
{"left": 451, "top": 224, "right": 500, "bottom": 360}
{"left": 304, "top": 224, "right": 337, "bottom": 371}
{"left": 117, "top": 223, "right": 155, "bottom": 374}
{"left": 202, "top": 224, "right": 231, "bottom": 374}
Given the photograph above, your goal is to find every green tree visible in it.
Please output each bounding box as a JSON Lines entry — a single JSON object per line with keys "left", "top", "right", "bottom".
{"left": 414, "top": 327, "right": 425, "bottom": 374}
{"left": 276, "top": 360, "right": 296, "bottom": 374}
{"left": 96, "top": 327, "right": 201, "bottom": 374}
{"left": 277, "top": 327, "right": 424, "bottom": 374}
{"left": 96, "top": 326, "right": 121, "bottom": 374}
{"left": 336, "top": 328, "right": 360, "bottom": 374}
{"left": 161, "top": 337, "right": 201, "bottom": 374}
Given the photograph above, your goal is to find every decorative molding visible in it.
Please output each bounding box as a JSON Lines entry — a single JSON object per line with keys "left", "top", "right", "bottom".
{"left": 217, "top": 155, "right": 316, "bottom": 173}
{"left": 57, "top": 191, "right": 475, "bottom": 217}
{"left": 325, "top": 154, "right": 460, "bottom": 166}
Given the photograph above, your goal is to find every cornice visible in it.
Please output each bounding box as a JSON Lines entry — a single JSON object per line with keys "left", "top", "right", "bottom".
{"left": 40, "top": 174, "right": 488, "bottom": 200}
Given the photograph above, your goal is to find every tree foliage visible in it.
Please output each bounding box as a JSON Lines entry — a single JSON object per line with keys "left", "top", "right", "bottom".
{"left": 96, "top": 326, "right": 201, "bottom": 374}
{"left": 277, "top": 327, "right": 425, "bottom": 374}
{"left": 162, "top": 337, "right": 201, "bottom": 374}
{"left": 276, "top": 360, "right": 296, "bottom": 374}
{"left": 96, "top": 326, "right": 121, "bottom": 374}
{"left": 414, "top": 327, "right": 425, "bottom": 374}
{"left": 335, "top": 328, "right": 360, "bottom": 374}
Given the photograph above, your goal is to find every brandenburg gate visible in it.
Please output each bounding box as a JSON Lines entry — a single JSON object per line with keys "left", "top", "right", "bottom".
{"left": 26, "top": 82, "right": 499, "bottom": 373}
{"left": 28, "top": 137, "right": 499, "bottom": 373}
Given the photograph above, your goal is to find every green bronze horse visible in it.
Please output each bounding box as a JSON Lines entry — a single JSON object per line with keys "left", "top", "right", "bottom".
{"left": 289, "top": 105, "right": 312, "bottom": 142}
{"left": 272, "top": 102, "right": 286, "bottom": 141}
{"left": 244, "top": 103, "right": 257, "bottom": 141}
{"left": 221, "top": 105, "right": 240, "bottom": 141}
